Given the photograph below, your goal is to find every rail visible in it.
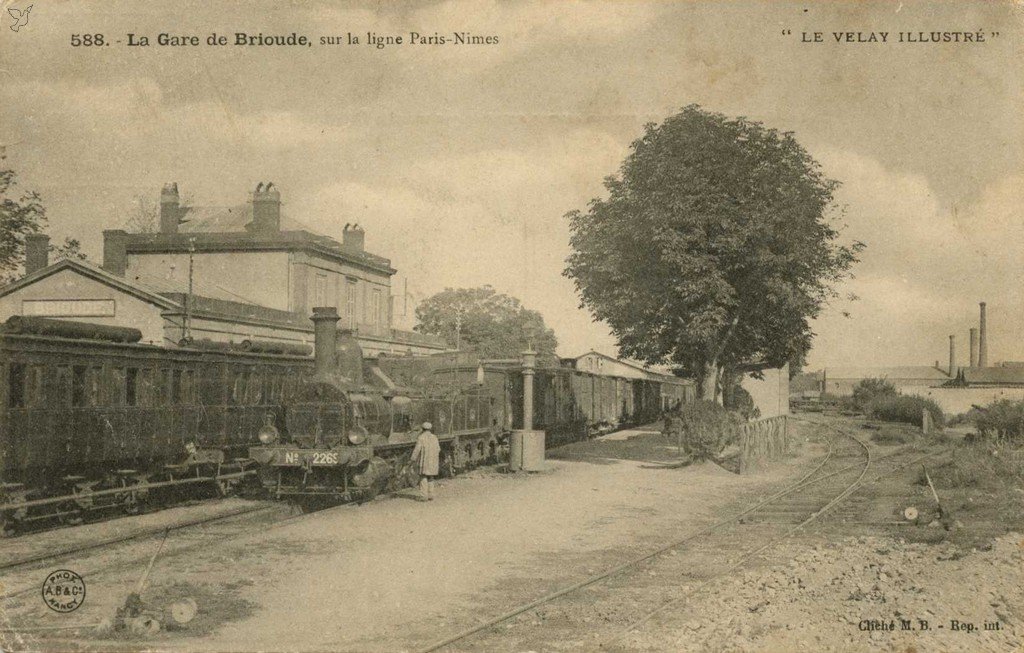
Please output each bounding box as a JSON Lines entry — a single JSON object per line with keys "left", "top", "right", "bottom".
{"left": 415, "top": 421, "right": 846, "bottom": 653}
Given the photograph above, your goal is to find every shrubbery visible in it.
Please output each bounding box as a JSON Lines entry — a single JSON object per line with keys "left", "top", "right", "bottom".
{"left": 852, "top": 377, "right": 897, "bottom": 412}
{"left": 866, "top": 395, "right": 944, "bottom": 428}
{"left": 677, "top": 400, "right": 744, "bottom": 461}
{"left": 974, "top": 399, "right": 1024, "bottom": 444}
{"left": 724, "top": 384, "right": 761, "bottom": 420}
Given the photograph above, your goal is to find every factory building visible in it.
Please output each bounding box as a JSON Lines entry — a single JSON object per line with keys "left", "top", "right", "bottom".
{"left": 821, "top": 366, "right": 952, "bottom": 396}
{"left": 0, "top": 183, "right": 446, "bottom": 356}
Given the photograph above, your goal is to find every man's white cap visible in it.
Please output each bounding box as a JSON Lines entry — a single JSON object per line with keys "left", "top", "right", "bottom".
{"left": 422, "top": 422, "right": 433, "bottom": 430}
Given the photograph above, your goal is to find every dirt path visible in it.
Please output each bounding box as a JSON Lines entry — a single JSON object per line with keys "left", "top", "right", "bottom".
{"left": 1, "top": 423, "right": 823, "bottom": 652}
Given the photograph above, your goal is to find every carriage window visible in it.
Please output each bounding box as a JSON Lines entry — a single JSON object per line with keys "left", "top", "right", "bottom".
{"left": 172, "top": 369, "right": 183, "bottom": 404}
{"left": 230, "top": 370, "right": 244, "bottom": 405}
{"left": 89, "top": 367, "right": 101, "bottom": 406}
{"left": 27, "top": 366, "right": 43, "bottom": 407}
{"left": 125, "top": 367, "right": 138, "bottom": 406}
{"left": 247, "top": 370, "right": 263, "bottom": 404}
{"left": 134, "top": 369, "right": 147, "bottom": 406}
{"left": 72, "top": 365, "right": 87, "bottom": 407}
{"left": 160, "top": 369, "right": 173, "bottom": 405}
{"left": 182, "top": 370, "right": 194, "bottom": 404}
{"left": 8, "top": 363, "right": 26, "bottom": 408}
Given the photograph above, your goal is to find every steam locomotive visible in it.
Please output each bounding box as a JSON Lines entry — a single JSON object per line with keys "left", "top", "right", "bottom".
{"left": 246, "top": 307, "right": 508, "bottom": 506}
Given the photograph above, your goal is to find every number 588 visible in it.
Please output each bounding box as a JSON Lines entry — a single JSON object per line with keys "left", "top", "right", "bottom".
{"left": 71, "top": 34, "right": 105, "bottom": 46}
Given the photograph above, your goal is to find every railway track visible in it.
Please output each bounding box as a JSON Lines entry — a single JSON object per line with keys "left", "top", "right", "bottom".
{"left": 0, "top": 457, "right": 511, "bottom": 608}
{"left": 416, "top": 418, "right": 947, "bottom": 653}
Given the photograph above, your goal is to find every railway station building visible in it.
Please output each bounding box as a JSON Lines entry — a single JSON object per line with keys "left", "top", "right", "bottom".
{"left": 0, "top": 183, "right": 446, "bottom": 356}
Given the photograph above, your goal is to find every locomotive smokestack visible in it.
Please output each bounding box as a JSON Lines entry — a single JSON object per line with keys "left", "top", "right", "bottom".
{"left": 311, "top": 306, "right": 339, "bottom": 377}
{"left": 969, "top": 327, "right": 979, "bottom": 368}
{"left": 979, "top": 302, "right": 988, "bottom": 368}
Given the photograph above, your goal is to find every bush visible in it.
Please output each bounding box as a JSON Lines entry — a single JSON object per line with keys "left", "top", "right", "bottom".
{"left": 866, "top": 395, "right": 944, "bottom": 428}
{"left": 974, "top": 399, "right": 1024, "bottom": 444}
{"left": 724, "top": 385, "right": 761, "bottom": 420}
{"left": 852, "top": 378, "right": 898, "bottom": 412}
{"left": 677, "top": 400, "right": 744, "bottom": 461}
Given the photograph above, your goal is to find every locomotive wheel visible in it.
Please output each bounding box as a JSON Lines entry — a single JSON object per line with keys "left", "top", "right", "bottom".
{"left": 123, "top": 493, "right": 141, "bottom": 515}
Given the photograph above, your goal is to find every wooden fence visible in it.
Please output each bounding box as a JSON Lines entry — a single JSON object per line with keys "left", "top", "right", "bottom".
{"left": 738, "top": 415, "right": 791, "bottom": 474}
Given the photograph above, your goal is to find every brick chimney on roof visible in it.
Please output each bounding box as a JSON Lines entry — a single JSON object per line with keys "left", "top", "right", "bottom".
{"left": 160, "top": 182, "right": 180, "bottom": 234}
{"left": 343, "top": 223, "right": 365, "bottom": 252}
{"left": 251, "top": 182, "right": 281, "bottom": 233}
{"left": 24, "top": 234, "right": 49, "bottom": 274}
{"left": 102, "top": 230, "right": 128, "bottom": 276}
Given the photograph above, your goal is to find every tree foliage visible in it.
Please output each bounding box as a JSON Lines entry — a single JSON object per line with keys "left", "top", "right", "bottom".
{"left": 0, "top": 154, "right": 47, "bottom": 284}
{"left": 124, "top": 195, "right": 159, "bottom": 233}
{"left": 415, "top": 286, "right": 558, "bottom": 361}
{"left": 565, "top": 105, "right": 861, "bottom": 401}
{"left": 51, "top": 237, "right": 88, "bottom": 263}
{"left": 851, "top": 377, "right": 897, "bottom": 412}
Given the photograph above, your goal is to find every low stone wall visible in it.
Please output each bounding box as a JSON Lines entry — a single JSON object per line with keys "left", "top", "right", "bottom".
{"left": 738, "top": 415, "right": 791, "bottom": 474}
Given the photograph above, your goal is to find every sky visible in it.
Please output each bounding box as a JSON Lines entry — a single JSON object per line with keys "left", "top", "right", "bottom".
{"left": 0, "top": 0, "right": 1021, "bottom": 369}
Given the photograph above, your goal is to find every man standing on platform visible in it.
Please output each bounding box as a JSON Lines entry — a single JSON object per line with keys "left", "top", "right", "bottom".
{"left": 412, "top": 422, "right": 440, "bottom": 501}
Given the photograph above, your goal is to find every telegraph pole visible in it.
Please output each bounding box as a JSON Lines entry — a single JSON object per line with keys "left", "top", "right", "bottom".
{"left": 184, "top": 237, "right": 196, "bottom": 342}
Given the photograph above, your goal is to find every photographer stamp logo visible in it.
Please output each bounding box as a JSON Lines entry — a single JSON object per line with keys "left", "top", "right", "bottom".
{"left": 42, "top": 569, "right": 85, "bottom": 613}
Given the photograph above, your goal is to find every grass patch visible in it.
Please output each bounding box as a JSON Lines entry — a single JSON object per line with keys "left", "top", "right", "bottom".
{"left": 921, "top": 442, "right": 1024, "bottom": 491}
{"left": 869, "top": 428, "right": 911, "bottom": 446}
{"left": 867, "top": 395, "right": 944, "bottom": 428}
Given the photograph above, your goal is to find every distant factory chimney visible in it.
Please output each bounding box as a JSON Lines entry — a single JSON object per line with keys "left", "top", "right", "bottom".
{"left": 969, "top": 327, "right": 979, "bottom": 368}
{"left": 979, "top": 302, "right": 989, "bottom": 368}
{"left": 948, "top": 334, "right": 956, "bottom": 376}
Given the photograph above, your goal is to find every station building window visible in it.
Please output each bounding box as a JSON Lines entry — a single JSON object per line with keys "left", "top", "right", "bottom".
{"left": 315, "top": 273, "right": 328, "bottom": 307}
{"left": 371, "top": 288, "right": 382, "bottom": 326}
{"left": 346, "top": 278, "right": 357, "bottom": 329}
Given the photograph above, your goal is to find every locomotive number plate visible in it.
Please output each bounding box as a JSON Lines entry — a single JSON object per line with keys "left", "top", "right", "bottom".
{"left": 275, "top": 449, "right": 349, "bottom": 466}
{"left": 311, "top": 452, "right": 340, "bottom": 465}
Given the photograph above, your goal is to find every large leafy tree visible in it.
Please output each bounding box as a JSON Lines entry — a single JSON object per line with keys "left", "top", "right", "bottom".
{"left": 415, "top": 286, "right": 558, "bottom": 361}
{"left": 565, "top": 105, "right": 861, "bottom": 402}
{"left": 0, "top": 154, "right": 47, "bottom": 284}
